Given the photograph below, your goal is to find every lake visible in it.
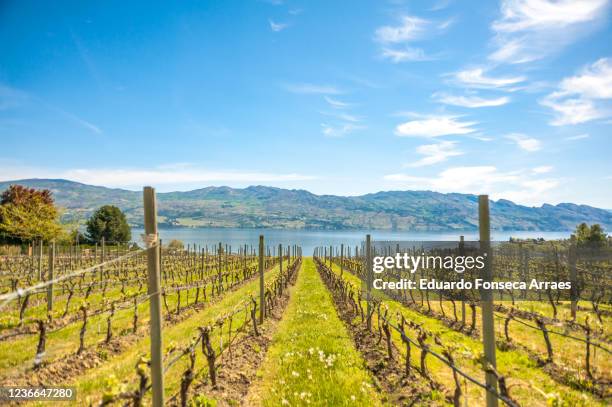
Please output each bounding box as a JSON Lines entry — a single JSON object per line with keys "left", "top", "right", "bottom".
{"left": 131, "top": 227, "right": 572, "bottom": 255}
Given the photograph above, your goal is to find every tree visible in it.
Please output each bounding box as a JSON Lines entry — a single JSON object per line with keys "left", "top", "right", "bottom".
{"left": 86, "top": 205, "right": 131, "bottom": 243}
{"left": 573, "top": 222, "right": 608, "bottom": 247}
{"left": 0, "top": 185, "right": 62, "bottom": 243}
{"left": 167, "top": 239, "right": 184, "bottom": 250}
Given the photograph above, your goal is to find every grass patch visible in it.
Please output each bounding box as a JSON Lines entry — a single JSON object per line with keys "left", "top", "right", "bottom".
{"left": 251, "top": 258, "right": 383, "bottom": 407}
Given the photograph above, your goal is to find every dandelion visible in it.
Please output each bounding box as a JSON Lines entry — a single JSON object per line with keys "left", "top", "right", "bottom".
{"left": 292, "top": 371, "right": 300, "bottom": 377}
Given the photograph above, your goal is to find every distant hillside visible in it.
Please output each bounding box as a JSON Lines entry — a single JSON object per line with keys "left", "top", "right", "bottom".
{"left": 1, "top": 179, "right": 611, "bottom": 232}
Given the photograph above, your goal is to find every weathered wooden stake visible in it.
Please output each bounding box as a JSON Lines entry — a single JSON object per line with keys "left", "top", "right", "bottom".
{"left": 569, "top": 236, "right": 578, "bottom": 320}
{"left": 259, "top": 235, "right": 265, "bottom": 324}
{"left": 479, "top": 195, "right": 498, "bottom": 407}
{"left": 47, "top": 240, "right": 55, "bottom": 313}
{"left": 144, "top": 186, "right": 164, "bottom": 407}
{"left": 366, "top": 234, "right": 372, "bottom": 331}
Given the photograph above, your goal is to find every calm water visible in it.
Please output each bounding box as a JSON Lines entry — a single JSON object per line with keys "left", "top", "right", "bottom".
{"left": 131, "top": 227, "right": 571, "bottom": 255}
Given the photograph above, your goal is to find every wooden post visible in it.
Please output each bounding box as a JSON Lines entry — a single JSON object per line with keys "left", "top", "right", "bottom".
{"left": 218, "top": 242, "right": 222, "bottom": 294}
{"left": 460, "top": 235, "right": 466, "bottom": 326}
{"left": 569, "top": 236, "right": 578, "bottom": 320}
{"left": 143, "top": 186, "right": 164, "bottom": 407}
{"left": 259, "top": 235, "right": 265, "bottom": 324}
{"left": 38, "top": 239, "right": 43, "bottom": 281}
{"left": 479, "top": 195, "right": 498, "bottom": 407}
{"left": 366, "top": 235, "right": 372, "bottom": 331}
{"left": 340, "top": 243, "right": 344, "bottom": 276}
{"left": 100, "top": 236, "right": 105, "bottom": 282}
{"left": 279, "top": 243, "right": 283, "bottom": 288}
{"left": 47, "top": 240, "right": 55, "bottom": 313}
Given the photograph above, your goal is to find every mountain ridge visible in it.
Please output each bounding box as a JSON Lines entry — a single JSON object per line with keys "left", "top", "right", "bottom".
{"left": 1, "top": 178, "right": 610, "bottom": 231}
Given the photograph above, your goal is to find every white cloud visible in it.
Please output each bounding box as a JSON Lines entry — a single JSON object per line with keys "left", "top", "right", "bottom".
{"left": 381, "top": 47, "right": 432, "bottom": 62}
{"left": 540, "top": 58, "right": 612, "bottom": 125}
{"left": 565, "top": 133, "right": 590, "bottom": 140}
{"left": 0, "top": 164, "right": 316, "bottom": 190}
{"left": 490, "top": 0, "right": 610, "bottom": 64}
{"left": 269, "top": 19, "right": 289, "bottom": 32}
{"left": 321, "top": 123, "right": 364, "bottom": 138}
{"left": 395, "top": 115, "right": 477, "bottom": 137}
{"left": 405, "top": 141, "right": 463, "bottom": 167}
{"left": 320, "top": 111, "right": 362, "bottom": 123}
{"left": 532, "top": 165, "right": 553, "bottom": 174}
{"left": 375, "top": 16, "right": 429, "bottom": 43}
{"left": 283, "top": 83, "right": 342, "bottom": 95}
{"left": 383, "top": 165, "right": 560, "bottom": 205}
{"left": 505, "top": 133, "right": 541, "bottom": 151}
{"left": 324, "top": 96, "right": 350, "bottom": 109}
{"left": 454, "top": 68, "right": 526, "bottom": 89}
{"left": 375, "top": 15, "right": 445, "bottom": 63}
{"left": 433, "top": 93, "right": 510, "bottom": 108}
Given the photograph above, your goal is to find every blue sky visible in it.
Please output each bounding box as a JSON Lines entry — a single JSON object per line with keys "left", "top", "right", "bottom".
{"left": 1, "top": 0, "right": 611, "bottom": 207}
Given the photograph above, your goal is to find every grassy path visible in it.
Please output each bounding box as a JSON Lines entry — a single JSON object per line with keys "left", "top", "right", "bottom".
{"left": 247, "top": 258, "right": 383, "bottom": 407}
{"left": 327, "top": 261, "right": 606, "bottom": 407}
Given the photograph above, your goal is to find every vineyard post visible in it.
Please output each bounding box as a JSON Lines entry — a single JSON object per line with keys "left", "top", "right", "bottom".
{"left": 479, "top": 195, "right": 498, "bottom": 407}
{"left": 47, "top": 240, "right": 55, "bottom": 313}
{"left": 143, "top": 186, "right": 164, "bottom": 407}
{"left": 279, "top": 244, "right": 283, "bottom": 288}
{"left": 569, "top": 236, "right": 577, "bottom": 320}
{"left": 259, "top": 235, "right": 265, "bottom": 324}
{"left": 38, "top": 239, "right": 43, "bottom": 281}
{"left": 460, "top": 235, "right": 465, "bottom": 325}
{"left": 218, "top": 242, "right": 222, "bottom": 294}
{"left": 340, "top": 243, "right": 344, "bottom": 276}
{"left": 101, "top": 236, "right": 105, "bottom": 282}
{"left": 366, "top": 234, "right": 372, "bottom": 331}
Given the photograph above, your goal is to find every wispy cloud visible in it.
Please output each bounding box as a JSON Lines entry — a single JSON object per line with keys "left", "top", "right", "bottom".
{"left": 0, "top": 163, "right": 316, "bottom": 190}
{"left": 565, "top": 133, "right": 590, "bottom": 141}
{"left": 505, "top": 133, "right": 541, "bottom": 151}
{"left": 380, "top": 47, "right": 435, "bottom": 62}
{"left": 324, "top": 96, "right": 351, "bottom": 109}
{"left": 384, "top": 165, "right": 559, "bottom": 205}
{"left": 0, "top": 83, "right": 102, "bottom": 135}
{"left": 375, "top": 16, "right": 429, "bottom": 43}
{"left": 320, "top": 111, "right": 362, "bottom": 123}
{"left": 269, "top": 19, "right": 289, "bottom": 32}
{"left": 490, "top": 0, "right": 610, "bottom": 64}
{"left": 540, "top": 57, "right": 612, "bottom": 125}
{"left": 374, "top": 15, "right": 444, "bottom": 63}
{"left": 405, "top": 141, "right": 463, "bottom": 167}
{"left": 395, "top": 115, "right": 477, "bottom": 137}
{"left": 321, "top": 123, "right": 365, "bottom": 138}
{"left": 532, "top": 165, "right": 553, "bottom": 174}
{"left": 453, "top": 68, "right": 526, "bottom": 89}
{"left": 433, "top": 92, "right": 510, "bottom": 108}
{"left": 283, "top": 83, "right": 342, "bottom": 95}
{"left": 0, "top": 84, "right": 28, "bottom": 110}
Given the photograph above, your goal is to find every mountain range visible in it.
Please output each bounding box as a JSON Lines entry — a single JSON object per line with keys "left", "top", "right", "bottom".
{"left": 1, "top": 178, "right": 610, "bottom": 231}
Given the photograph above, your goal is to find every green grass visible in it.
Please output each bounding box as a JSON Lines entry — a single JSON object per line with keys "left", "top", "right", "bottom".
{"left": 10, "top": 261, "right": 284, "bottom": 406}
{"left": 249, "top": 258, "right": 383, "bottom": 407}
{"left": 327, "top": 260, "right": 605, "bottom": 407}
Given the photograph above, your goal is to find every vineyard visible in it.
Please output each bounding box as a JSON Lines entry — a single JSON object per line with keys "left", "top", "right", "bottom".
{"left": 0, "top": 192, "right": 610, "bottom": 406}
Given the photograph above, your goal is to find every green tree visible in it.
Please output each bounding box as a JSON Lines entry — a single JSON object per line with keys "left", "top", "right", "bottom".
{"left": 0, "top": 185, "right": 62, "bottom": 243}
{"left": 167, "top": 239, "right": 184, "bottom": 250}
{"left": 86, "top": 205, "right": 131, "bottom": 243}
{"left": 573, "top": 222, "right": 608, "bottom": 247}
